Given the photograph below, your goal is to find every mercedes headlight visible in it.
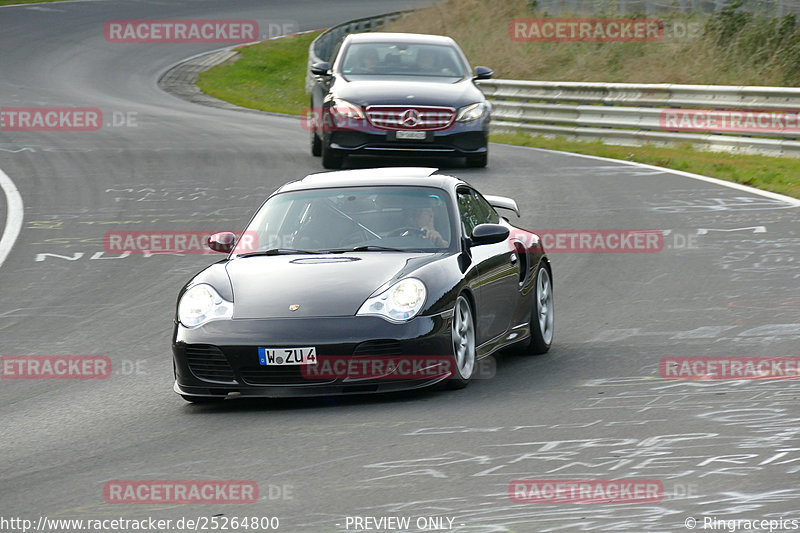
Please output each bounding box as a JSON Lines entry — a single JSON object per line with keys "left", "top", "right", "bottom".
{"left": 178, "top": 284, "right": 233, "bottom": 328}
{"left": 330, "top": 98, "right": 365, "bottom": 120}
{"left": 456, "top": 102, "right": 486, "bottom": 122}
{"left": 357, "top": 278, "right": 427, "bottom": 322}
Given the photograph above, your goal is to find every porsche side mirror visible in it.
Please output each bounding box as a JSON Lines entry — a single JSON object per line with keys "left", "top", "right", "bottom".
{"left": 470, "top": 223, "right": 509, "bottom": 245}
{"left": 474, "top": 66, "right": 493, "bottom": 80}
{"left": 206, "top": 232, "right": 237, "bottom": 253}
{"left": 310, "top": 61, "right": 331, "bottom": 76}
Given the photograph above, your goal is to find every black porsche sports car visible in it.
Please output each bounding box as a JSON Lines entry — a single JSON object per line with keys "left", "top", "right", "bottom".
{"left": 308, "top": 32, "right": 493, "bottom": 169}
{"left": 172, "top": 168, "right": 553, "bottom": 402}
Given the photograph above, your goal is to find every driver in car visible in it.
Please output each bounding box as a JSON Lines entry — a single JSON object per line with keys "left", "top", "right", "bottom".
{"left": 415, "top": 48, "right": 455, "bottom": 76}
{"left": 408, "top": 207, "right": 448, "bottom": 247}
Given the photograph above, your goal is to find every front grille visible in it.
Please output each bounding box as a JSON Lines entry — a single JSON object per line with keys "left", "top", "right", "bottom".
{"left": 185, "top": 345, "right": 236, "bottom": 383}
{"left": 366, "top": 106, "right": 455, "bottom": 131}
{"left": 353, "top": 340, "right": 403, "bottom": 356}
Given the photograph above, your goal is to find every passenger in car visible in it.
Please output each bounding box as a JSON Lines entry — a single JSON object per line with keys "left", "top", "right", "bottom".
{"left": 357, "top": 48, "right": 379, "bottom": 72}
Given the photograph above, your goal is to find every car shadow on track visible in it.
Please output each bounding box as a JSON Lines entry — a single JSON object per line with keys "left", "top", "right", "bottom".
{"left": 337, "top": 155, "right": 487, "bottom": 172}
{"left": 179, "top": 347, "right": 559, "bottom": 413}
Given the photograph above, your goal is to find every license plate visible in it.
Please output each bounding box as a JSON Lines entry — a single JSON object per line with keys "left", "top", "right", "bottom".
{"left": 258, "top": 347, "right": 317, "bottom": 366}
{"left": 396, "top": 130, "right": 426, "bottom": 140}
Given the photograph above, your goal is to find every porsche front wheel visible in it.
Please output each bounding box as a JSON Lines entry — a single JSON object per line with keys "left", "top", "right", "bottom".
{"left": 447, "top": 294, "right": 476, "bottom": 389}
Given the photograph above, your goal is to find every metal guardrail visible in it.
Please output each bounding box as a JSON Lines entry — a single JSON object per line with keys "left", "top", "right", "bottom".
{"left": 305, "top": 12, "right": 800, "bottom": 157}
{"left": 479, "top": 80, "right": 800, "bottom": 157}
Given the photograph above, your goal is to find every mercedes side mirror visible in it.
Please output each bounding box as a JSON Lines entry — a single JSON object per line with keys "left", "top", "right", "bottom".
{"left": 310, "top": 61, "right": 331, "bottom": 76}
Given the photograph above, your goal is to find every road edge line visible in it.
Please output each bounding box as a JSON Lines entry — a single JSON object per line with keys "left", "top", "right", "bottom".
{"left": 0, "top": 167, "right": 24, "bottom": 269}
{"left": 500, "top": 144, "right": 800, "bottom": 206}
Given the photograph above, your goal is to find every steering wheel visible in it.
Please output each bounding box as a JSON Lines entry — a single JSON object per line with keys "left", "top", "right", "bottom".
{"left": 386, "top": 226, "right": 425, "bottom": 238}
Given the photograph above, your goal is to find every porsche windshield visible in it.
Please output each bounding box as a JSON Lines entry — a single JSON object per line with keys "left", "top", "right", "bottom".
{"left": 340, "top": 43, "right": 466, "bottom": 79}
{"left": 237, "top": 186, "right": 456, "bottom": 254}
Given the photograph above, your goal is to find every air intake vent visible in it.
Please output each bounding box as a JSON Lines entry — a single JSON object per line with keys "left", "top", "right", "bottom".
{"left": 353, "top": 340, "right": 403, "bottom": 356}
{"left": 185, "top": 345, "right": 236, "bottom": 383}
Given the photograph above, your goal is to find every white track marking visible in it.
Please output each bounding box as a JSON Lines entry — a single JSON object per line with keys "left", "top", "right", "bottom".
{"left": 0, "top": 0, "right": 102, "bottom": 8}
{"left": 0, "top": 168, "right": 24, "bottom": 269}
{"left": 503, "top": 144, "right": 800, "bottom": 207}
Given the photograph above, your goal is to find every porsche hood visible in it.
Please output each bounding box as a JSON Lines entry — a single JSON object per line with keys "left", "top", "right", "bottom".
{"left": 225, "top": 253, "right": 433, "bottom": 319}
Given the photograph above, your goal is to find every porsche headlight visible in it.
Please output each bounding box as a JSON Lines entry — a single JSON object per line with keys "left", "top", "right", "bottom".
{"left": 456, "top": 102, "right": 486, "bottom": 122}
{"left": 178, "top": 284, "right": 233, "bottom": 328}
{"left": 330, "top": 98, "right": 365, "bottom": 120}
{"left": 357, "top": 278, "right": 427, "bottom": 322}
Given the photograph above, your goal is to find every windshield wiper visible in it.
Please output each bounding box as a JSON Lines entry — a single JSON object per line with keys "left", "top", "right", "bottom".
{"left": 235, "top": 248, "right": 323, "bottom": 257}
{"left": 349, "top": 245, "right": 408, "bottom": 252}
{"left": 237, "top": 246, "right": 423, "bottom": 257}
{"left": 311, "top": 246, "right": 401, "bottom": 253}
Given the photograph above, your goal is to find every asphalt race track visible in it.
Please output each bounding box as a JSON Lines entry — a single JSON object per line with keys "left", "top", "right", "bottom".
{"left": 1, "top": 1, "right": 799, "bottom": 532}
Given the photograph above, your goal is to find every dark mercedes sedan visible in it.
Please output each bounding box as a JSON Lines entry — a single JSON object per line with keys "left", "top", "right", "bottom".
{"left": 172, "top": 168, "right": 553, "bottom": 403}
{"left": 308, "top": 33, "right": 492, "bottom": 169}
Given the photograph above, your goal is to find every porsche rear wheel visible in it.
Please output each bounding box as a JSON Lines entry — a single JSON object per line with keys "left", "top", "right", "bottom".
{"left": 448, "top": 294, "right": 476, "bottom": 389}
{"left": 528, "top": 263, "right": 554, "bottom": 354}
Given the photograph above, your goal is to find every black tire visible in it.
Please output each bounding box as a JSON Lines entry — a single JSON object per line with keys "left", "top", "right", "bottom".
{"left": 321, "top": 141, "right": 343, "bottom": 169}
{"left": 310, "top": 100, "right": 322, "bottom": 156}
{"left": 465, "top": 152, "right": 488, "bottom": 168}
{"left": 447, "top": 294, "right": 476, "bottom": 389}
{"left": 522, "top": 262, "right": 554, "bottom": 355}
{"left": 310, "top": 126, "right": 322, "bottom": 157}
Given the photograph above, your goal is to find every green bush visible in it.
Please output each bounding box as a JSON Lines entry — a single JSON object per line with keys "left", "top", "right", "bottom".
{"left": 704, "top": 2, "right": 800, "bottom": 85}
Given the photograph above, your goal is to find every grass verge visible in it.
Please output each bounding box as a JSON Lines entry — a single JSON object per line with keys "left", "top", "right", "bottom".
{"left": 195, "top": 25, "right": 799, "bottom": 199}
{"left": 196, "top": 31, "right": 321, "bottom": 115}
